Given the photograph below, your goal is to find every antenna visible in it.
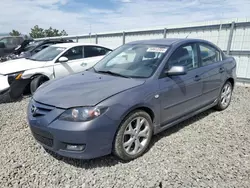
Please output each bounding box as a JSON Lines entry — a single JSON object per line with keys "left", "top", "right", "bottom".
{"left": 186, "top": 31, "right": 192, "bottom": 38}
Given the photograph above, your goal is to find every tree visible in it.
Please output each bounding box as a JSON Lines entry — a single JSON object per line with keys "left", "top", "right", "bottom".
{"left": 9, "top": 30, "right": 21, "bottom": 36}
{"left": 60, "top": 30, "right": 68, "bottom": 36}
{"left": 29, "top": 25, "right": 68, "bottom": 38}
{"left": 29, "top": 25, "right": 45, "bottom": 38}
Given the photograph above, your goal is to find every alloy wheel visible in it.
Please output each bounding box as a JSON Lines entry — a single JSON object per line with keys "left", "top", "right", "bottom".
{"left": 220, "top": 83, "right": 232, "bottom": 108}
{"left": 122, "top": 117, "right": 150, "bottom": 155}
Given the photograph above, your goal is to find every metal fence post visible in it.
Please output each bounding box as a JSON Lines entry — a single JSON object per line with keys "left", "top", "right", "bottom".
{"left": 216, "top": 23, "right": 222, "bottom": 46}
{"left": 163, "top": 28, "right": 167, "bottom": 38}
{"left": 123, "top": 31, "right": 126, "bottom": 44}
{"left": 95, "top": 34, "right": 98, "bottom": 44}
{"left": 227, "top": 21, "right": 235, "bottom": 55}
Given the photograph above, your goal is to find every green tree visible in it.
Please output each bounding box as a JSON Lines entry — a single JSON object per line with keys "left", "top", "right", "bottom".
{"left": 9, "top": 30, "right": 21, "bottom": 36}
{"left": 29, "top": 25, "right": 45, "bottom": 38}
{"left": 60, "top": 30, "right": 68, "bottom": 36}
{"left": 30, "top": 25, "right": 68, "bottom": 38}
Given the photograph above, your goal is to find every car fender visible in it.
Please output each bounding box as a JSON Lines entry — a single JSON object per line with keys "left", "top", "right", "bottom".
{"left": 98, "top": 81, "right": 161, "bottom": 129}
{"left": 21, "top": 66, "right": 54, "bottom": 80}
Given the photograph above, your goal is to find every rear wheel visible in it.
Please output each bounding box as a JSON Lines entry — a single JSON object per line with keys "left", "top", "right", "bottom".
{"left": 214, "top": 81, "right": 233, "bottom": 111}
{"left": 30, "top": 75, "right": 49, "bottom": 95}
{"left": 113, "top": 110, "right": 153, "bottom": 161}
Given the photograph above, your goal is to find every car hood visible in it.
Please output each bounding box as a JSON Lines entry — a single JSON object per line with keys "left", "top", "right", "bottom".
{"left": 33, "top": 71, "right": 145, "bottom": 108}
{"left": 0, "top": 58, "right": 47, "bottom": 75}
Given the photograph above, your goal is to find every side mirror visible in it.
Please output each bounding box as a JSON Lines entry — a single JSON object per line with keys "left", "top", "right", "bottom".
{"left": 0, "top": 42, "right": 5, "bottom": 48}
{"left": 165, "top": 66, "right": 187, "bottom": 76}
{"left": 58, "top": 56, "right": 68, "bottom": 63}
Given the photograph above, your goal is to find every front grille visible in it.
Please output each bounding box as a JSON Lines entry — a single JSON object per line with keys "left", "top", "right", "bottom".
{"left": 32, "top": 132, "right": 53, "bottom": 147}
{"left": 31, "top": 100, "right": 55, "bottom": 117}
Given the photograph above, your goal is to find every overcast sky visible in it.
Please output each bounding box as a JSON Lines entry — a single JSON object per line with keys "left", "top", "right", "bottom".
{"left": 0, "top": 0, "right": 250, "bottom": 35}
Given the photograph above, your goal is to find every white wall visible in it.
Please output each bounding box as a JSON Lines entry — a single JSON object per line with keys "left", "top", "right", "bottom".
{"left": 35, "top": 18, "right": 250, "bottom": 80}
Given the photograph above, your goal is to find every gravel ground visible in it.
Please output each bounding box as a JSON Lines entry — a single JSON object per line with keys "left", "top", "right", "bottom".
{"left": 0, "top": 86, "right": 250, "bottom": 188}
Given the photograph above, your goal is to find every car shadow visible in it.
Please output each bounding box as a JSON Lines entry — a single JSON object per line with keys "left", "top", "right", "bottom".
{"left": 46, "top": 108, "right": 216, "bottom": 169}
{"left": 148, "top": 108, "right": 215, "bottom": 150}
{"left": 0, "top": 93, "right": 30, "bottom": 104}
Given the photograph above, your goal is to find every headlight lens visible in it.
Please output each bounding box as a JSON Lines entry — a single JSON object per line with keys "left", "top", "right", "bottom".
{"left": 7, "top": 72, "right": 23, "bottom": 85}
{"left": 58, "top": 106, "right": 108, "bottom": 122}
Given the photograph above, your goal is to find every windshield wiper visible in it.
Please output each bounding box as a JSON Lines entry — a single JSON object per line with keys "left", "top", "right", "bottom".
{"left": 96, "top": 70, "right": 130, "bottom": 78}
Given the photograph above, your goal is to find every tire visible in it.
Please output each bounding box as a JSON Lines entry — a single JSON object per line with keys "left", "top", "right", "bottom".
{"left": 30, "top": 75, "right": 49, "bottom": 95}
{"left": 113, "top": 110, "right": 153, "bottom": 161}
{"left": 214, "top": 81, "right": 233, "bottom": 111}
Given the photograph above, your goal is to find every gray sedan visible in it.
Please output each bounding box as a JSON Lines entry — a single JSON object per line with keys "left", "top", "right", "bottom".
{"left": 27, "top": 38, "right": 236, "bottom": 161}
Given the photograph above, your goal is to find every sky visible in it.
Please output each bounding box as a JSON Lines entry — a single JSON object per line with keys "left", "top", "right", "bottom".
{"left": 0, "top": 0, "right": 250, "bottom": 35}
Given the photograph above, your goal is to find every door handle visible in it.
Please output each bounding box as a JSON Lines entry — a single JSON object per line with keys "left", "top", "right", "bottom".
{"left": 194, "top": 75, "right": 201, "bottom": 81}
{"left": 219, "top": 67, "right": 225, "bottom": 73}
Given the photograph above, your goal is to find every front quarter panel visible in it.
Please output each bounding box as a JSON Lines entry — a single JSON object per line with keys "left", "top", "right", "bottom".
{"left": 97, "top": 79, "right": 161, "bottom": 132}
{"left": 21, "top": 62, "right": 54, "bottom": 79}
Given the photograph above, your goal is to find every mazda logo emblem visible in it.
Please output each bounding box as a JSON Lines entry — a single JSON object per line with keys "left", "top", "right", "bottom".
{"left": 31, "top": 105, "right": 37, "bottom": 116}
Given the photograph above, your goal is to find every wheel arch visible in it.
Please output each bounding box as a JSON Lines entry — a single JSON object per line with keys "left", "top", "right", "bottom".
{"left": 119, "top": 104, "right": 156, "bottom": 126}
{"left": 227, "top": 77, "right": 235, "bottom": 89}
{"left": 30, "top": 73, "right": 50, "bottom": 81}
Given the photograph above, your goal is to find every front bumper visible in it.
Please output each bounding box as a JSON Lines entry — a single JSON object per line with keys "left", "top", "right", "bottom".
{"left": 0, "top": 75, "right": 31, "bottom": 99}
{"left": 27, "top": 99, "right": 119, "bottom": 159}
{"left": 0, "top": 75, "right": 10, "bottom": 93}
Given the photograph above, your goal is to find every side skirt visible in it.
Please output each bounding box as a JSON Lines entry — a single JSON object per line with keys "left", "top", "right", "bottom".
{"left": 153, "top": 101, "right": 217, "bottom": 135}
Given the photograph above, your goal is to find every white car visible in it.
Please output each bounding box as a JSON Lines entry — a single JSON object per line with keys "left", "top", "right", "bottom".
{"left": 0, "top": 42, "right": 112, "bottom": 102}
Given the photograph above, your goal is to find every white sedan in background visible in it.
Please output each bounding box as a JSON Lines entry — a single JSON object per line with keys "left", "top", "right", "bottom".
{"left": 0, "top": 42, "right": 112, "bottom": 102}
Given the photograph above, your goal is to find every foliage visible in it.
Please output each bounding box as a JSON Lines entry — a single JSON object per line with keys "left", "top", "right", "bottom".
{"left": 9, "top": 25, "right": 68, "bottom": 39}
{"left": 9, "top": 30, "right": 21, "bottom": 36}
{"left": 29, "top": 25, "right": 68, "bottom": 38}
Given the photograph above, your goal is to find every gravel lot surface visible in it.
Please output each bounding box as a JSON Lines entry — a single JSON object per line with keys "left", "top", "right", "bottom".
{"left": 0, "top": 86, "right": 250, "bottom": 188}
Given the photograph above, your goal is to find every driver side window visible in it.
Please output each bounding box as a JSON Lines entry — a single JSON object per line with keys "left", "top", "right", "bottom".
{"left": 62, "top": 46, "right": 84, "bottom": 61}
{"left": 168, "top": 44, "right": 198, "bottom": 71}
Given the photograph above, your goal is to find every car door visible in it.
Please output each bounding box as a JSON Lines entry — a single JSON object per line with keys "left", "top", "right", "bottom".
{"left": 198, "top": 43, "right": 226, "bottom": 105}
{"left": 53, "top": 46, "right": 85, "bottom": 78}
{"left": 159, "top": 43, "right": 204, "bottom": 126}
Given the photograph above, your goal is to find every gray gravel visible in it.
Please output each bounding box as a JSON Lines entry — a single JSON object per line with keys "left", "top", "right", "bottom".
{"left": 0, "top": 86, "right": 250, "bottom": 188}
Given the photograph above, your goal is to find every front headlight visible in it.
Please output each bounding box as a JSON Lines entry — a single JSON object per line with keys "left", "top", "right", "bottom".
{"left": 7, "top": 71, "right": 23, "bottom": 85}
{"left": 58, "top": 106, "right": 108, "bottom": 122}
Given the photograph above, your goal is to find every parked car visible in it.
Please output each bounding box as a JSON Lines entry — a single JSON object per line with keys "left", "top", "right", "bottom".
{"left": 27, "top": 38, "right": 236, "bottom": 161}
{"left": 0, "top": 36, "right": 25, "bottom": 58}
{"left": 0, "top": 38, "right": 74, "bottom": 62}
{"left": 0, "top": 43, "right": 112, "bottom": 102}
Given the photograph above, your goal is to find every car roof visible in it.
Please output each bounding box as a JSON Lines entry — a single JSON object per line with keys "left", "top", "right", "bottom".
{"left": 51, "top": 42, "right": 108, "bottom": 48}
{"left": 126, "top": 38, "right": 211, "bottom": 46}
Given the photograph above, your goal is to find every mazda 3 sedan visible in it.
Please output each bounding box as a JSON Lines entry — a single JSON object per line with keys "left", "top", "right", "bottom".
{"left": 27, "top": 38, "right": 236, "bottom": 161}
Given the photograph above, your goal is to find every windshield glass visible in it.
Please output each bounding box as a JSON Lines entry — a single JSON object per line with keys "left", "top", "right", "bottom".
{"left": 94, "top": 44, "right": 169, "bottom": 78}
{"left": 28, "top": 46, "right": 66, "bottom": 61}
{"left": 23, "top": 41, "right": 42, "bottom": 52}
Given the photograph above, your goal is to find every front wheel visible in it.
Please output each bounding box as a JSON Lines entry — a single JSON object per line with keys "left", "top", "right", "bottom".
{"left": 113, "top": 110, "right": 153, "bottom": 161}
{"left": 214, "top": 81, "right": 233, "bottom": 111}
{"left": 30, "top": 75, "right": 49, "bottom": 95}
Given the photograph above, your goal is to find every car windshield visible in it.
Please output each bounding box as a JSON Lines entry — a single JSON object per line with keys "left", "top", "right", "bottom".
{"left": 94, "top": 44, "right": 169, "bottom": 78}
{"left": 28, "top": 46, "right": 66, "bottom": 61}
{"left": 23, "top": 41, "right": 42, "bottom": 52}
